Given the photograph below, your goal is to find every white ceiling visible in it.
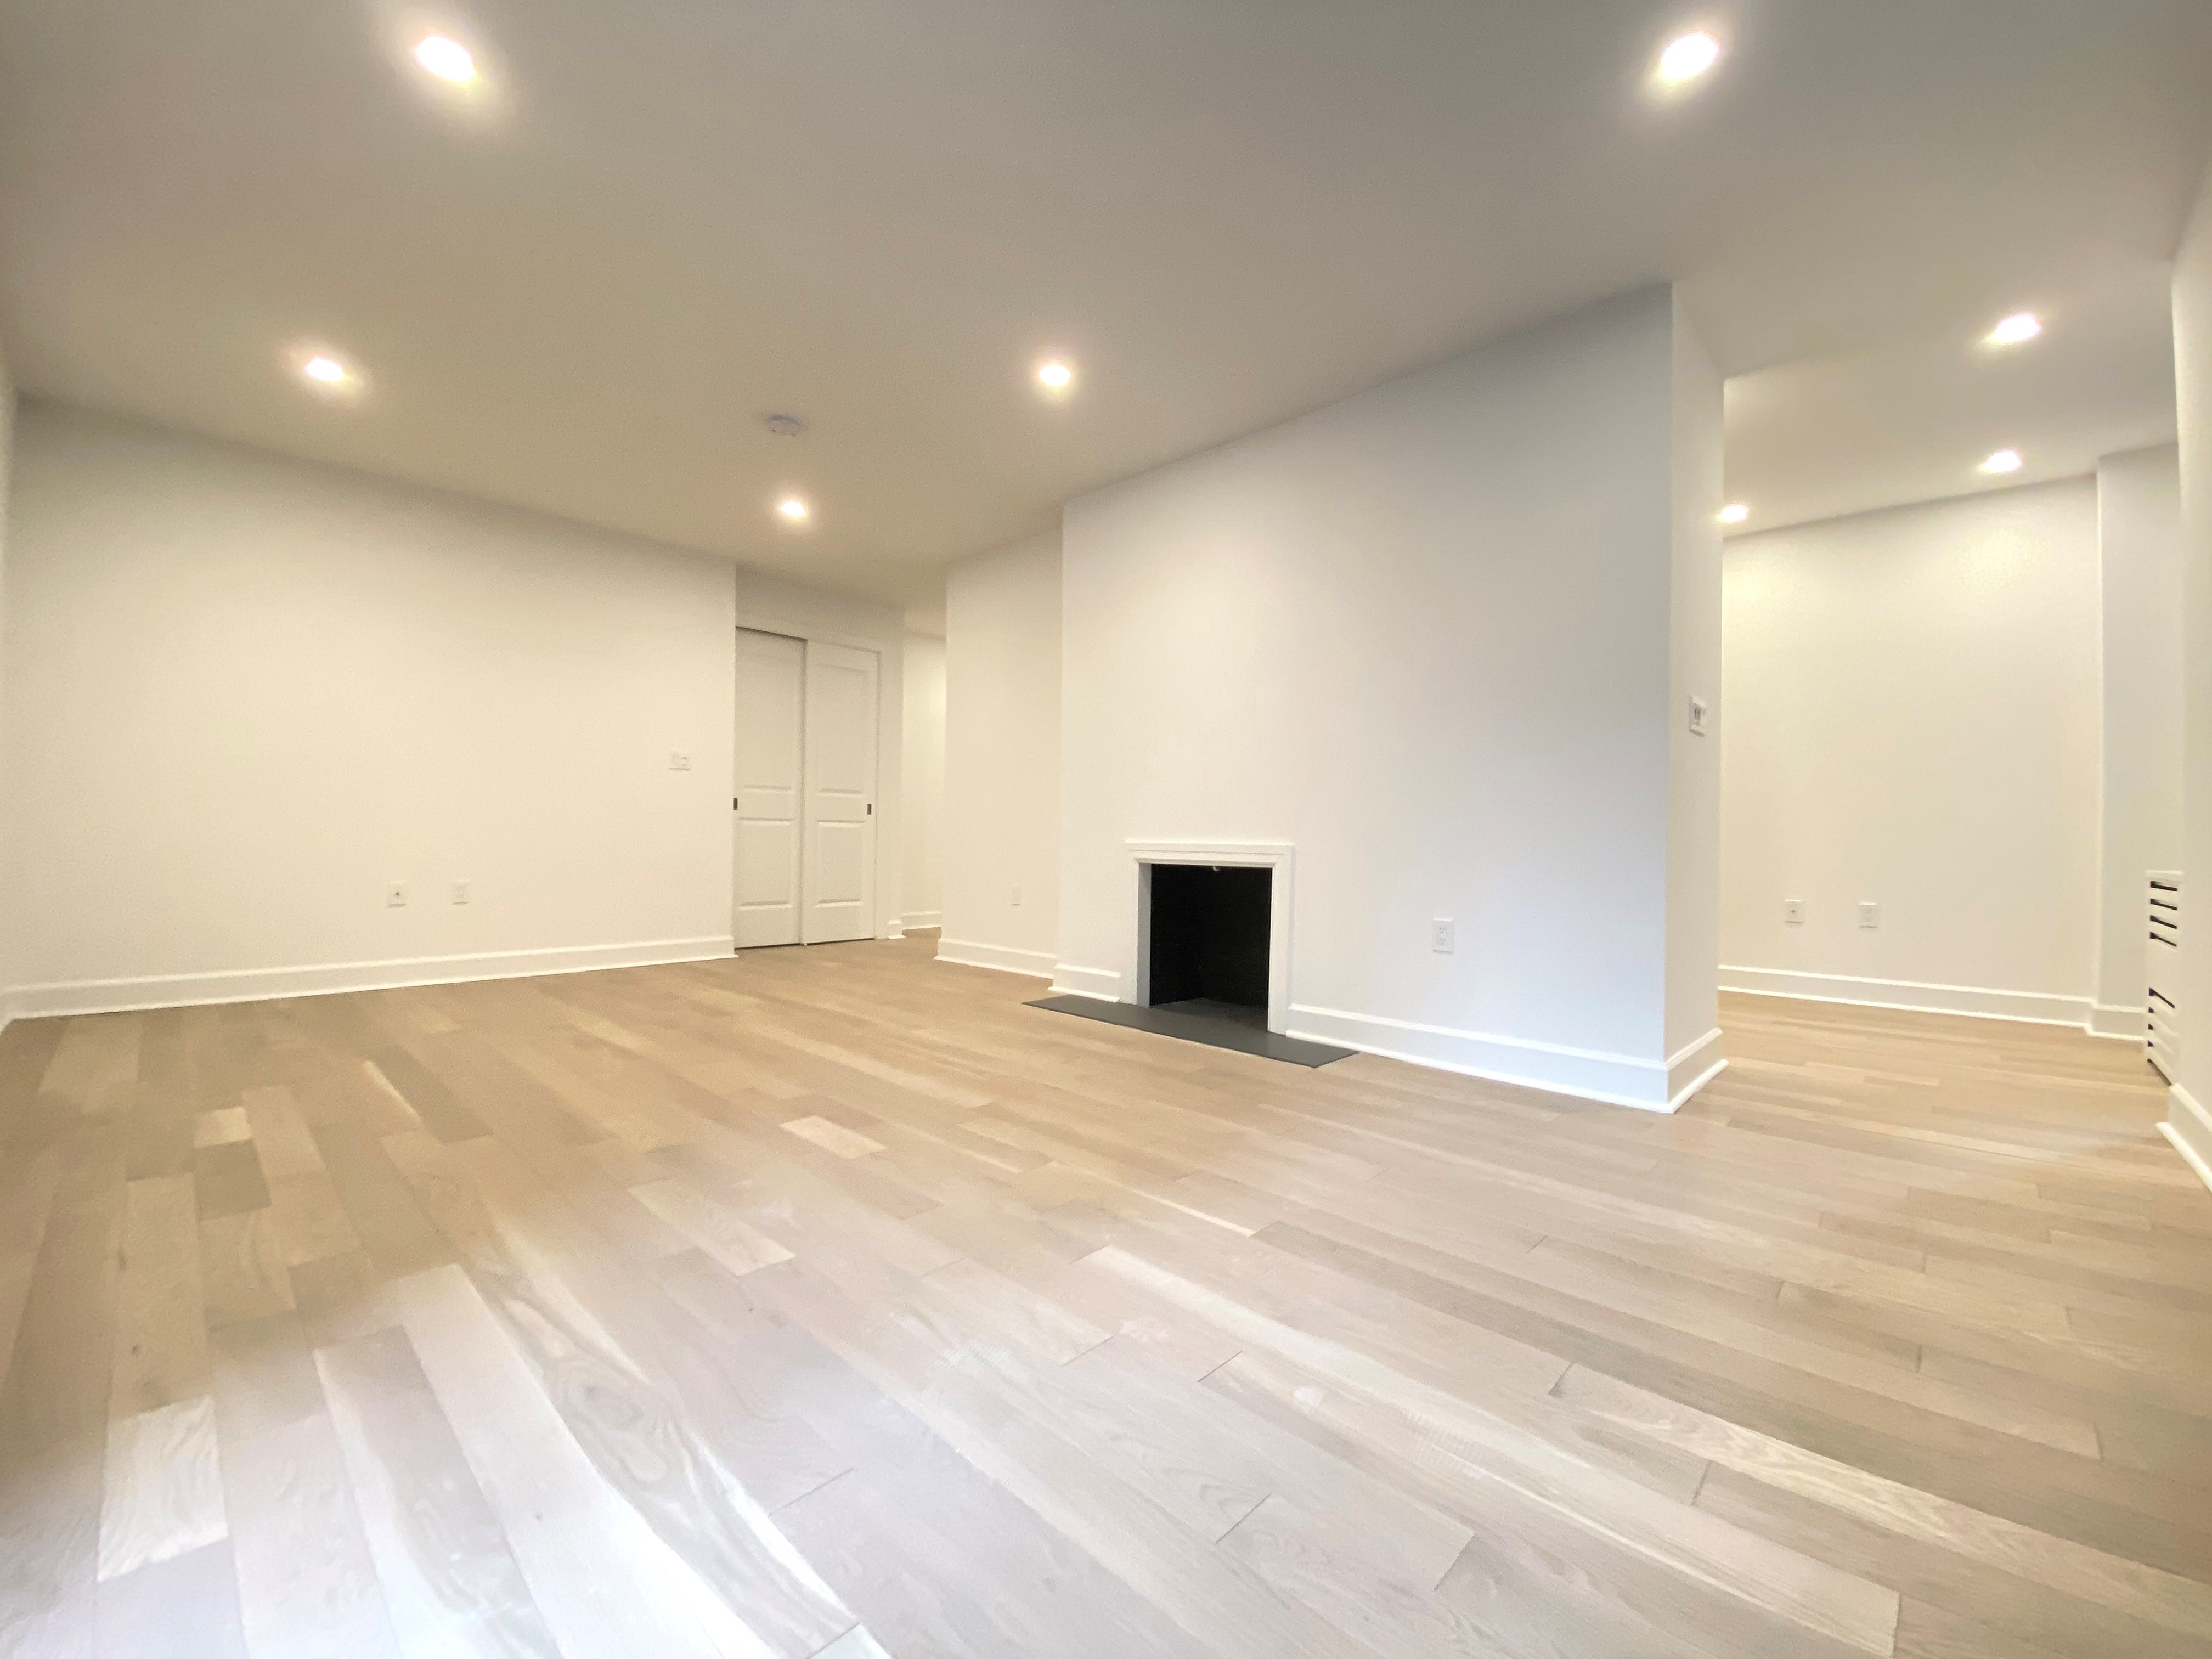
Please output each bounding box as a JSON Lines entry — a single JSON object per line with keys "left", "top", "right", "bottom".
{"left": 3, "top": 2, "right": 2209, "bottom": 606}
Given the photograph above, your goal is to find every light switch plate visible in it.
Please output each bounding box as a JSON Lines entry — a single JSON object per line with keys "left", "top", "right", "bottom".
{"left": 1784, "top": 899, "right": 1805, "bottom": 925}
{"left": 1688, "top": 696, "right": 1709, "bottom": 736}
{"left": 1431, "top": 918, "right": 1455, "bottom": 954}
{"left": 386, "top": 882, "right": 407, "bottom": 909}
{"left": 669, "top": 751, "right": 692, "bottom": 771}
{"left": 1859, "top": 901, "right": 1880, "bottom": 929}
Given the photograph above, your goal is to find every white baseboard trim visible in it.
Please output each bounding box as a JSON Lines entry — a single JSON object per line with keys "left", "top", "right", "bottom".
{"left": 934, "top": 939, "right": 1058, "bottom": 980}
{"left": 2165, "top": 1084, "right": 2212, "bottom": 1196}
{"left": 2088, "top": 1002, "right": 2146, "bottom": 1041}
{"left": 4, "top": 936, "right": 736, "bottom": 1020}
{"left": 1051, "top": 964, "right": 1124, "bottom": 1002}
{"left": 1719, "top": 966, "right": 2096, "bottom": 1032}
{"left": 1284, "top": 1002, "right": 1690, "bottom": 1113}
{"left": 900, "top": 911, "right": 943, "bottom": 932}
{"left": 1667, "top": 1027, "right": 1728, "bottom": 1108}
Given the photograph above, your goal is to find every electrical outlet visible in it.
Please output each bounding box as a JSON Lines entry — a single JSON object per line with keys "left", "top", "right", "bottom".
{"left": 1859, "top": 901, "right": 1881, "bottom": 929}
{"left": 451, "top": 881, "right": 471, "bottom": 906}
{"left": 386, "top": 882, "right": 408, "bottom": 909}
{"left": 1783, "top": 898, "right": 1805, "bottom": 926}
{"left": 669, "top": 751, "right": 691, "bottom": 771}
{"left": 1687, "top": 695, "right": 1709, "bottom": 736}
{"left": 1011, "top": 884, "right": 1023, "bottom": 907}
{"left": 1431, "top": 918, "right": 1455, "bottom": 954}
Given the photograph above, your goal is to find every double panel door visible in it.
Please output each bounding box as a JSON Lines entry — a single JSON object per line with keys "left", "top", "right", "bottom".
{"left": 732, "top": 629, "right": 878, "bottom": 946}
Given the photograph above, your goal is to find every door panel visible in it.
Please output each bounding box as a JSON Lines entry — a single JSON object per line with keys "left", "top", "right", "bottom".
{"left": 802, "top": 641, "right": 878, "bottom": 943}
{"left": 732, "top": 629, "right": 804, "bottom": 947}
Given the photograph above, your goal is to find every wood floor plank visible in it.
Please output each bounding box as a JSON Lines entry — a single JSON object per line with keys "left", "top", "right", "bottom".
{"left": 387, "top": 1262, "right": 786, "bottom": 1659}
{"left": 315, "top": 1326, "right": 560, "bottom": 1657}
{"left": 95, "top": 1394, "right": 226, "bottom": 1582}
{"left": 208, "top": 1310, "right": 403, "bottom": 1658}
{"left": 93, "top": 1539, "right": 251, "bottom": 1659}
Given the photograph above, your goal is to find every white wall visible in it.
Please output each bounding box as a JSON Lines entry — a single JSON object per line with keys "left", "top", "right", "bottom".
{"left": 900, "top": 632, "right": 945, "bottom": 929}
{"left": 1055, "top": 286, "right": 1722, "bottom": 1109}
{"left": 1719, "top": 479, "right": 2103, "bottom": 1026}
{"left": 2, "top": 403, "right": 740, "bottom": 1012}
{"left": 2095, "top": 447, "right": 2185, "bottom": 1038}
{"left": 2171, "top": 159, "right": 2212, "bottom": 1187}
{"left": 941, "top": 532, "right": 1061, "bottom": 976}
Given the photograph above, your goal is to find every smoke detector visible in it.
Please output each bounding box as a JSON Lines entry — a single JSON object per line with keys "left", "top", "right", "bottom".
{"left": 764, "top": 413, "right": 804, "bottom": 438}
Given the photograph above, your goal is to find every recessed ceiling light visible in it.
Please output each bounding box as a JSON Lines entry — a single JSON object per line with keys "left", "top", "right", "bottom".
{"left": 776, "top": 496, "right": 811, "bottom": 523}
{"left": 413, "top": 35, "right": 477, "bottom": 83}
{"left": 301, "top": 355, "right": 351, "bottom": 385}
{"left": 1718, "top": 503, "right": 1750, "bottom": 525}
{"left": 1656, "top": 31, "right": 1723, "bottom": 85}
{"left": 1980, "top": 449, "right": 2024, "bottom": 475}
{"left": 1985, "top": 312, "right": 2042, "bottom": 347}
{"left": 1036, "top": 359, "right": 1075, "bottom": 392}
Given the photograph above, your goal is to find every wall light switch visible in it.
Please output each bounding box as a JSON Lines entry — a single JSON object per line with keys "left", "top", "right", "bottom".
{"left": 1011, "top": 884, "right": 1023, "bottom": 907}
{"left": 1859, "top": 901, "right": 1880, "bottom": 929}
{"left": 452, "top": 881, "right": 472, "bottom": 906}
{"left": 669, "top": 751, "right": 692, "bottom": 771}
{"left": 1431, "top": 918, "right": 1455, "bottom": 954}
{"left": 1783, "top": 898, "right": 1805, "bottom": 926}
{"left": 386, "top": 882, "right": 408, "bottom": 909}
{"left": 1688, "top": 695, "right": 1709, "bottom": 736}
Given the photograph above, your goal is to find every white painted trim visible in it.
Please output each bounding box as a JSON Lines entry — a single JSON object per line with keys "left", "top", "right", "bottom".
{"left": 1667, "top": 1026, "right": 1727, "bottom": 1105}
{"left": 1051, "top": 963, "right": 1124, "bottom": 1002}
{"left": 2165, "top": 1084, "right": 2212, "bottom": 1196}
{"left": 1669, "top": 1058, "right": 1730, "bottom": 1112}
{"left": 4, "top": 936, "right": 736, "bottom": 1020}
{"left": 900, "top": 910, "right": 943, "bottom": 931}
{"left": 733, "top": 612, "right": 893, "bottom": 656}
{"left": 1283, "top": 1002, "right": 1683, "bottom": 1112}
{"left": 1127, "top": 839, "right": 1295, "bottom": 1034}
{"left": 1720, "top": 965, "right": 2096, "bottom": 1031}
{"left": 934, "top": 939, "right": 1058, "bottom": 979}
{"left": 2088, "top": 1002, "right": 2146, "bottom": 1040}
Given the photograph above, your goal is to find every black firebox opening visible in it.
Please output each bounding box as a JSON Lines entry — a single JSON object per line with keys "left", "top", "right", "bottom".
{"left": 1148, "top": 864, "right": 1271, "bottom": 1014}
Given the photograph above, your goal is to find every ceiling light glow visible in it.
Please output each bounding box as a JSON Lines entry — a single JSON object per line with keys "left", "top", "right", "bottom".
{"left": 1036, "top": 359, "right": 1075, "bottom": 392}
{"left": 301, "top": 356, "right": 351, "bottom": 385}
{"left": 1985, "top": 312, "right": 2042, "bottom": 346}
{"left": 1656, "top": 31, "right": 1723, "bottom": 84}
{"left": 776, "top": 496, "right": 811, "bottom": 523}
{"left": 413, "top": 35, "right": 477, "bottom": 83}
{"left": 1980, "top": 449, "right": 2023, "bottom": 475}
{"left": 1718, "top": 503, "right": 1750, "bottom": 524}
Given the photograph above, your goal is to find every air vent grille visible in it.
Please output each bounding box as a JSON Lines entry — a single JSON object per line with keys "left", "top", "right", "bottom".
{"left": 2148, "top": 871, "right": 2180, "bottom": 1084}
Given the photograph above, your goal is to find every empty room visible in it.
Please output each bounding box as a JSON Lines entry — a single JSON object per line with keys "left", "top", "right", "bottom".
{"left": 4, "top": 4, "right": 2212, "bottom": 1657}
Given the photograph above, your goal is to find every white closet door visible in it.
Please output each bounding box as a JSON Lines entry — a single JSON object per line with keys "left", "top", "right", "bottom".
{"left": 801, "top": 640, "right": 879, "bottom": 943}
{"left": 732, "top": 629, "right": 805, "bottom": 947}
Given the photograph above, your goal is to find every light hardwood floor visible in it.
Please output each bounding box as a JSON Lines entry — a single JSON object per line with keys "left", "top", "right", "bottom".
{"left": 2, "top": 936, "right": 2208, "bottom": 1658}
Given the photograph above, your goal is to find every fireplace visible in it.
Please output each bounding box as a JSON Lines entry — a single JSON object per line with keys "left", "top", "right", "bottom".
{"left": 1025, "top": 840, "right": 1349, "bottom": 1066}
{"left": 1147, "top": 862, "right": 1271, "bottom": 1023}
